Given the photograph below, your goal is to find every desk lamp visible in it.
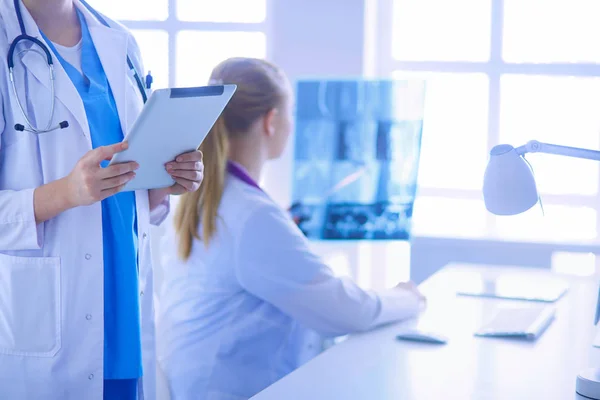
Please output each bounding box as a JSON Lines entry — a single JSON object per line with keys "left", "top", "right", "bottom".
{"left": 483, "top": 140, "right": 600, "bottom": 399}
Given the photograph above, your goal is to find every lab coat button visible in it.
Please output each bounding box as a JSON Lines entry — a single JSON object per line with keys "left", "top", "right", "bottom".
{"left": 88, "top": 374, "right": 94, "bottom": 380}
{"left": 86, "top": 314, "right": 92, "bottom": 321}
{"left": 140, "top": 291, "right": 144, "bottom": 297}
{"left": 85, "top": 254, "right": 91, "bottom": 260}
{"left": 142, "top": 233, "right": 147, "bottom": 240}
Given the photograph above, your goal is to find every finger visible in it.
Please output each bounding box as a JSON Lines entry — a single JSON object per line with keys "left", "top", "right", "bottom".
{"left": 99, "top": 161, "right": 139, "bottom": 179}
{"left": 166, "top": 183, "right": 187, "bottom": 195}
{"left": 165, "top": 161, "right": 204, "bottom": 172}
{"left": 169, "top": 169, "right": 203, "bottom": 181}
{"left": 174, "top": 150, "right": 203, "bottom": 163}
{"left": 100, "top": 171, "right": 136, "bottom": 190}
{"left": 172, "top": 177, "right": 200, "bottom": 192}
{"left": 100, "top": 182, "right": 128, "bottom": 199}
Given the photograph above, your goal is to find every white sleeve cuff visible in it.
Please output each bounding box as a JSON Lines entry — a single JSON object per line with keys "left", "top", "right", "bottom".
{"left": 372, "top": 287, "right": 423, "bottom": 327}
{"left": 0, "top": 188, "right": 42, "bottom": 251}
{"left": 150, "top": 195, "right": 170, "bottom": 226}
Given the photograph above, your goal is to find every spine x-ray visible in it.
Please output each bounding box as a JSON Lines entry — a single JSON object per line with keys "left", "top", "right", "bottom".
{"left": 290, "top": 79, "right": 426, "bottom": 240}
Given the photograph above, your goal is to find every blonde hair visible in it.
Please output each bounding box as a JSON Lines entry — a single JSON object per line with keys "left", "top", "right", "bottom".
{"left": 173, "top": 57, "right": 289, "bottom": 260}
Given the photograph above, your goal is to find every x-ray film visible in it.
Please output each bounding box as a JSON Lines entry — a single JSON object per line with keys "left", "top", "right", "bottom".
{"left": 291, "top": 79, "right": 426, "bottom": 240}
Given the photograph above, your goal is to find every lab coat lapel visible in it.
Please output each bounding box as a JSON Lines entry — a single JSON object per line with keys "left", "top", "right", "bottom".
{"left": 86, "top": 23, "right": 129, "bottom": 137}
{"left": 20, "top": 52, "right": 91, "bottom": 140}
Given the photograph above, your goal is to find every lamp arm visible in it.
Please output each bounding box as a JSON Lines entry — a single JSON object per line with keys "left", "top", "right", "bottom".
{"left": 515, "top": 140, "right": 600, "bottom": 161}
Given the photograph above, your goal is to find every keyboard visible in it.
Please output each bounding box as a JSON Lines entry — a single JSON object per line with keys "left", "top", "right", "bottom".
{"left": 475, "top": 306, "right": 556, "bottom": 340}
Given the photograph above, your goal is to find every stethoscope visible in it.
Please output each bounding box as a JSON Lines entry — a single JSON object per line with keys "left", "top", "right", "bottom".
{"left": 7, "top": 0, "right": 151, "bottom": 134}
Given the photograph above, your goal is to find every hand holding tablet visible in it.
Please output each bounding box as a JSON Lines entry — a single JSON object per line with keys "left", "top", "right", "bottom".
{"left": 109, "top": 85, "right": 237, "bottom": 192}
{"left": 163, "top": 149, "right": 205, "bottom": 195}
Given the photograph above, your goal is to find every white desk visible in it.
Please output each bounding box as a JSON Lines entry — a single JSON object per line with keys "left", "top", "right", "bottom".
{"left": 250, "top": 264, "right": 600, "bottom": 400}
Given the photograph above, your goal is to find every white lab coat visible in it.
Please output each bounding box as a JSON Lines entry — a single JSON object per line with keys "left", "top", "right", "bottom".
{"left": 157, "top": 173, "right": 422, "bottom": 400}
{"left": 0, "top": 1, "right": 169, "bottom": 399}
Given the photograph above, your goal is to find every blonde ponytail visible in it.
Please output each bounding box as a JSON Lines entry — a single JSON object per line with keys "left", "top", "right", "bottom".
{"left": 174, "top": 117, "right": 229, "bottom": 260}
{"left": 172, "top": 57, "right": 288, "bottom": 261}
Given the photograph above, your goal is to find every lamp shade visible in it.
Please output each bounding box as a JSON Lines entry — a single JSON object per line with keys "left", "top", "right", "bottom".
{"left": 483, "top": 144, "right": 539, "bottom": 215}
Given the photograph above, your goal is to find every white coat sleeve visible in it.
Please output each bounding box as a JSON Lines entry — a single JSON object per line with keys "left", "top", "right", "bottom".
{"left": 234, "top": 204, "right": 422, "bottom": 337}
{"left": 150, "top": 196, "right": 170, "bottom": 226}
{"left": 0, "top": 89, "right": 41, "bottom": 251}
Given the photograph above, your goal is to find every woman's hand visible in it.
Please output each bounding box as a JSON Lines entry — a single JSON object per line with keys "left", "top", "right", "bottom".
{"left": 395, "top": 281, "right": 427, "bottom": 307}
{"left": 148, "top": 150, "right": 204, "bottom": 210}
{"left": 164, "top": 150, "right": 204, "bottom": 195}
{"left": 65, "top": 142, "right": 138, "bottom": 207}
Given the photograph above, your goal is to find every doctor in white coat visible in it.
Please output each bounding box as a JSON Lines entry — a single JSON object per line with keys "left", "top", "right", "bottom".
{"left": 158, "top": 58, "right": 425, "bottom": 400}
{"left": 0, "top": 0, "right": 204, "bottom": 399}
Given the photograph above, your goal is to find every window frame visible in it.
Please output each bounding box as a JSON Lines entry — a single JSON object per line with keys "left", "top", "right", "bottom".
{"left": 374, "top": 0, "right": 600, "bottom": 241}
{"left": 114, "top": 0, "right": 273, "bottom": 88}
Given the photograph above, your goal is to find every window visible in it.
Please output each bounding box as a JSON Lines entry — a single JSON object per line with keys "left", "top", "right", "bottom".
{"left": 85, "top": 0, "right": 268, "bottom": 88}
{"left": 376, "top": 0, "right": 600, "bottom": 243}
{"left": 176, "top": 31, "right": 267, "bottom": 87}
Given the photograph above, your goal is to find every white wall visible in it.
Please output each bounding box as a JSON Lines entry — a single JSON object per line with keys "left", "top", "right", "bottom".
{"left": 263, "top": 0, "right": 368, "bottom": 208}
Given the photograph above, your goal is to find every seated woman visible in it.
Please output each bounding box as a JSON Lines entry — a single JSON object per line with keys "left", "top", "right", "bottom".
{"left": 157, "top": 57, "right": 426, "bottom": 400}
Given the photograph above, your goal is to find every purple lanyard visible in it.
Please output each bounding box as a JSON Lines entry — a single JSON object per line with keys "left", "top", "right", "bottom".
{"left": 226, "top": 161, "right": 264, "bottom": 192}
{"left": 227, "top": 161, "right": 299, "bottom": 222}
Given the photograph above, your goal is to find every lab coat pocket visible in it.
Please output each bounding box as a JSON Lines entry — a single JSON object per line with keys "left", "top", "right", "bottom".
{"left": 0, "top": 254, "right": 61, "bottom": 357}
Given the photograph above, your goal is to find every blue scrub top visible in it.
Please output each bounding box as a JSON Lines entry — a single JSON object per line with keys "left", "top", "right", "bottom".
{"left": 41, "top": 11, "right": 143, "bottom": 380}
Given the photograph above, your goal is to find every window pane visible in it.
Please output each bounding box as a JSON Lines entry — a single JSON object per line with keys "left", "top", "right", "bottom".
{"left": 176, "top": 31, "right": 267, "bottom": 87}
{"left": 412, "top": 197, "right": 487, "bottom": 237}
{"left": 178, "top": 0, "right": 266, "bottom": 22}
{"left": 130, "top": 30, "right": 169, "bottom": 89}
{"left": 499, "top": 75, "right": 600, "bottom": 195}
{"left": 495, "top": 205, "right": 597, "bottom": 243}
{"left": 392, "top": 0, "right": 491, "bottom": 61}
{"left": 394, "top": 72, "right": 489, "bottom": 190}
{"left": 84, "top": 0, "right": 167, "bottom": 21}
{"left": 503, "top": 0, "right": 600, "bottom": 63}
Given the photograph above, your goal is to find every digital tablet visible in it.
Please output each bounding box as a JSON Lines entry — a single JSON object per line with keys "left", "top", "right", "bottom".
{"left": 109, "top": 85, "right": 237, "bottom": 191}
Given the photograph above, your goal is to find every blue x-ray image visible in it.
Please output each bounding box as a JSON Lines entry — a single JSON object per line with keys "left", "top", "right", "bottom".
{"left": 290, "top": 79, "right": 426, "bottom": 240}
